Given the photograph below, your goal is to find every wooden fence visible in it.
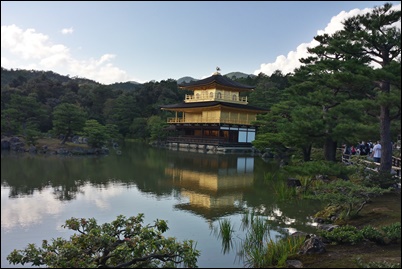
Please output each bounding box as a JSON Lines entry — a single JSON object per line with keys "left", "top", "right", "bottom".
{"left": 341, "top": 152, "right": 401, "bottom": 178}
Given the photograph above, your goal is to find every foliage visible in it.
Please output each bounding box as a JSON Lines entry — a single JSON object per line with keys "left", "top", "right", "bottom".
{"left": 214, "top": 219, "right": 235, "bottom": 254}
{"left": 351, "top": 160, "right": 400, "bottom": 189}
{"left": 104, "top": 123, "right": 123, "bottom": 143}
{"left": 129, "top": 117, "right": 149, "bottom": 140}
{"left": 52, "top": 103, "right": 87, "bottom": 144}
{"left": 7, "top": 214, "right": 200, "bottom": 268}
{"left": 24, "top": 128, "right": 41, "bottom": 146}
{"left": 320, "top": 222, "right": 401, "bottom": 246}
{"left": 320, "top": 225, "right": 365, "bottom": 245}
{"left": 251, "top": 3, "right": 401, "bottom": 165}
{"left": 80, "top": 119, "right": 110, "bottom": 148}
{"left": 2, "top": 93, "right": 47, "bottom": 135}
{"left": 284, "top": 160, "right": 352, "bottom": 180}
{"left": 1, "top": 68, "right": 184, "bottom": 142}
{"left": 1, "top": 108, "right": 21, "bottom": 135}
{"left": 325, "top": 3, "right": 401, "bottom": 170}
{"left": 104, "top": 93, "right": 140, "bottom": 137}
{"left": 87, "top": 85, "right": 118, "bottom": 124}
{"left": 273, "top": 180, "right": 297, "bottom": 201}
{"left": 238, "top": 215, "right": 305, "bottom": 268}
{"left": 306, "top": 179, "right": 390, "bottom": 219}
{"left": 238, "top": 216, "right": 271, "bottom": 268}
{"left": 263, "top": 168, "right": 309, "bottom": 199}
{"left": 248, "top": 70, "right": 289, "bottom": 110}
{"left": 360, "top": 225, "right": 385, "bottom": 244}
{"left": 380, "top": 222, "right": 401, "bottom": 243}
{"left": 147, "top": 115, "right": 169, "bottom": 142}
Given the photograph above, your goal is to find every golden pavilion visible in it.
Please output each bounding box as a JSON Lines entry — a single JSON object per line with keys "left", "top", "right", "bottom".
{"left": 160, "top": 69, "right": 267, "bottom": 152}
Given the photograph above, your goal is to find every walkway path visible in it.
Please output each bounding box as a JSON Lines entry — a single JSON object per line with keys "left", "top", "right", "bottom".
{"left": 341, "top": 153, "right": 401, "bottom": 179}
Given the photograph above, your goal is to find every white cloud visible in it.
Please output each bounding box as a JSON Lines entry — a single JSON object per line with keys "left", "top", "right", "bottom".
{"left": 254, "top": 4, "right": 401, "bottom": 77}
{"left": 1, "top": 187, "right": 64, "bottom": 230}
{"left": 78, "top": 183, "right": 124, "bottom": 210}
{"left": 1, "top": 24, "right": 138, "bottom": 84}
{"left": 1, "top": 24, "right": 54, "bottom": 60}
{"left": 1, "top": 183, "right": 124, "bottom": 231}
{"left": 61, "top": 27, "right": 74, "bottom": 34}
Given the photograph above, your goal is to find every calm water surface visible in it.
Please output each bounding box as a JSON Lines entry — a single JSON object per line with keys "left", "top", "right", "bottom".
{"left": 1, "top": 142, "right": 322, "bottom": 268}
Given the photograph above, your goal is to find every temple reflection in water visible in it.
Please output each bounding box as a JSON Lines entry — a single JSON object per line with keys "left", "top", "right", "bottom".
{"left": 165, "top": 152, "right": 255, "bottom": 221}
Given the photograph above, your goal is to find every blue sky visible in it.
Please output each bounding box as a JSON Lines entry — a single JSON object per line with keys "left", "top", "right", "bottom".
{"left": 1, "top": 1, "right": 401, "bottom": 84}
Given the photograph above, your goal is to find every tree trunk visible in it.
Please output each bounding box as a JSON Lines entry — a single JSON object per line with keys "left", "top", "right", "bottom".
{"left": 379, "top": 105, "right": 392, "bottom": 173}
{"left": 324, "top": 137, "right": 338, "bottom": 162}
{"left": 302, "top": 144, "right": 312, "bottom": 162}
{"left": 61, "top": 129, "right": 71, "bottom": 145}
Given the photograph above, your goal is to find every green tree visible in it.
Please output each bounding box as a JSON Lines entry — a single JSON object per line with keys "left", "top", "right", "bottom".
{"left": 248, "top": 70, "right": 289, "bottom": 110}
{"left": 52, "top": 103, "right": 87, "bottom": 144}
{"left": 147, "top": 115, "right": 169, "bottom": 142}
{"left": 315, "top": 3, "right": 401, "bottom": 171}
{"left": 7, "top": 214, "right": 200, "bottom": 268}
{"left": 1, "top": 108, "right": 20, "bottom": 135}
{"left": 2, "top": 93, "right": 47, "bottom": 136}
{"left": 24, "top": 128, "right": 41, "bottom": 146}
{"left": 253, "top": 99, "right": 317, "bottom": 161}
{"left": 129, "top": 117, "right": 149, "bottom": 140}
{"left": 307, "top": 180, "right": 390, "bottom": 219}
{"left": 88, "top": 85, "right": 118, "bottom": 124}
{"left": 254, "top": 3, "right": 400, "bottom": 164}
{"left": 81, "top": 119, "right": 110, "bottom": 148}
{"left": 105, "top": 123, "right": 123, "bottom": 143}
{"left": 104, "top": 93, "right": 141, "bottom": 137}
{"left": 286, "top": 63, "right": 372, "bottom": 162}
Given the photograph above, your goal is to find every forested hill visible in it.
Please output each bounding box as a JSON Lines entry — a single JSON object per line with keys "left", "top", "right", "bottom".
{"left": 225, "top": 72, "right": 256, "bottom": 80}
{"left": 0, "top": 67, "right": 180, "bottom": 139}
{"left": 1, "top": 67, "right": 254, "bottom": 90}
{"left": 1, "top": 67, "right": 100, "bottom": 88}
{"left": 1, "top": 66, "right": 278, "bottom": 142}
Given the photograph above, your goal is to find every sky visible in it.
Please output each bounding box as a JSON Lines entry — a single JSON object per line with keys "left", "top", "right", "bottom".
{"left": 1, "top": 1, "right": 401, "bottom": 84}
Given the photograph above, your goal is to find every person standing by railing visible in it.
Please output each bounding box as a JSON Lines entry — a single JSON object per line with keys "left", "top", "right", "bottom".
{"left": 372, "top": 141, "right": 382, "bottom": 163}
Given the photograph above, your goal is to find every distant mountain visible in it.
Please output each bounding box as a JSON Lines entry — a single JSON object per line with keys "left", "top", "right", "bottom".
{"left": 109, "top": 81, "right": 142, "bottom": 91}
{"left": 177, "top": 76, "right": 198, "bottom": 84}
{"left": 1, "top": 67, "right": 103, "bottom": 88}
{"left": 224, "top": 72, "right": 256, "bottom": 79}
{"left": 177, "top": 72, "right": 255, "bottom": 85}
{"left": 2, "top": 67, "right": 255, "bottom": 89}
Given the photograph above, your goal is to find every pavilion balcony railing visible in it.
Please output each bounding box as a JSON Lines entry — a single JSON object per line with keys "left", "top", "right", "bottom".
{"left": 166, "top": 117, "right": 254, "bottom": 125}
{"left": 184, "top": 94, "right": 248, "bottom": 104}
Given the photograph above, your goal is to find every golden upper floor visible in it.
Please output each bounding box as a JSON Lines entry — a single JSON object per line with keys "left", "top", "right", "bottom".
{"left": 178, "top": 72, "right": 254, "bottom": 105}
{"left": 185, "top": 89, "right": 248, "bottom": 104}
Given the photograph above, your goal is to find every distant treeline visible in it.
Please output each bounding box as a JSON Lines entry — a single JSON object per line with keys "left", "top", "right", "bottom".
{"left": 0, "top": 66, "right": 281, "bottom": 143}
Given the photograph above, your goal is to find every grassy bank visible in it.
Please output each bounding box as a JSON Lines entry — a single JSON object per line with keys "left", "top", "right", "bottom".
{"left": 293, "top": 191, "right": 401, "bottom": 268}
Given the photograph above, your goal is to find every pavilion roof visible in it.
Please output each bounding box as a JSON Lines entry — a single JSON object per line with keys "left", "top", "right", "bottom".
{"left": 178, "top": 73, "right": 255, "bottom": 91}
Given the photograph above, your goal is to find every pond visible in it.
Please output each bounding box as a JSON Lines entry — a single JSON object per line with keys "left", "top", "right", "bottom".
{"left": 1, "top": 141, "right": 323, "bottom": 268}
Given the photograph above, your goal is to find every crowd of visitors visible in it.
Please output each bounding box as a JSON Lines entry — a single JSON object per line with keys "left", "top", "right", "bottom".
{"left": 343, "top": 140, "right": 382, "bottom": 163}
{"left": 341, "top": 139, "right": 401, "bottom": 179}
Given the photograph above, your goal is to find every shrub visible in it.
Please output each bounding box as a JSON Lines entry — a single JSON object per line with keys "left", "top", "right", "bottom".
{"left": 319, "top": 225, "right": 364, "bottom": 245}
{"left": 7, "top": 214, "right": 200, "bottom": 268}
